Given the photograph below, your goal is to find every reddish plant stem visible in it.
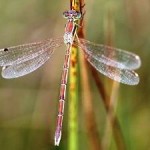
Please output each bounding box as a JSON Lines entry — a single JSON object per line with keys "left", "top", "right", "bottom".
{"left": 78, "top": 0, "right": 102, "bottom": 150}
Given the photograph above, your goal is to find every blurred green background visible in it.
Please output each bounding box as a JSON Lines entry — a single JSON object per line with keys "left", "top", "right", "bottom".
{"left": 0, "top": 0, "right": 150, "bottom": 150}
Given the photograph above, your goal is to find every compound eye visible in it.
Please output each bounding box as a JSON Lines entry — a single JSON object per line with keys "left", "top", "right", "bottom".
{"left": 75, "top": 12, "right": 81, "bottom": 19}
{"left": 63, "top": 11, "right": 69, "bottom": 18}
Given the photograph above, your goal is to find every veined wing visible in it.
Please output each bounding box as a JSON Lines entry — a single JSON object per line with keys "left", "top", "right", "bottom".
{"left": 86, "top": 53, "right": 139, "bottom": 85}
{"left": 78, "top": 38, "right": 141, "bottom": 70}
{"left": 2, "top": 50, "right": 51, "bottom": 78}
{"left": 0, "top": 37, "right": 64, "bottom": 66}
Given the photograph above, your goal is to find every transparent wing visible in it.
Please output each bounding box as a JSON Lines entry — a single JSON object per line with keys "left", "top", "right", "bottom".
{"left": 78, "top": 38, "right": 141, "bottom": 70}
{"left": 0, "top": 37, "right": 64, "bottom": 66}
{"left": 1, "top": 51, "right": 51, "bottom": 78}
{"left": 86, "top": 53, "right": 139, "bottom": 85}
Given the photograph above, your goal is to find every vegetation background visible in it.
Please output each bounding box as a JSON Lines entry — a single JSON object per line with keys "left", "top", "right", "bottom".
{"left": 0, "top": 0, "right": 150, "bottom": 150}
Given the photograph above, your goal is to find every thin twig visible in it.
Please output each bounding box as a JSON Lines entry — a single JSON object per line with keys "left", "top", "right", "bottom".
{"left": 79, "top": 0, "right": 102, "bottom": 150}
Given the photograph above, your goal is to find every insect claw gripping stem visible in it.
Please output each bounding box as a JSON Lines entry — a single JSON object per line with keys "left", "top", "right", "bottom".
{"left": 80, "top": 2, "right": 86, "bottom": 17}
{"left": 81, "top": 10, "right": 86, "bottom": 19}
{"left": 80, "top": 3, "right": 85, "bottom": 9}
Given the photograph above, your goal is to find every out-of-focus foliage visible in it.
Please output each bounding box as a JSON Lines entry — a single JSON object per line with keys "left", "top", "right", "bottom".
{"left": 0, "top": 0, "right": 149, "bottom": 150}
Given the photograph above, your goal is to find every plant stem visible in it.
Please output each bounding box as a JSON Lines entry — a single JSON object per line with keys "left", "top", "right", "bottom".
{"left": 68, "top": 1, "right": 81, "bottom": 150}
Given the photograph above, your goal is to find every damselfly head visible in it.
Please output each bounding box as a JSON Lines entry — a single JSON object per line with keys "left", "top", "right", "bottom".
{"left": 63, "top": 10, "right": 81, "bottom": 20}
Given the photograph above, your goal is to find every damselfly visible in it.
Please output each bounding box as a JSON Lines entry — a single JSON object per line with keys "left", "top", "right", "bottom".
{"left": 0, "top": 10, "right": 141, "bottom": 146}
